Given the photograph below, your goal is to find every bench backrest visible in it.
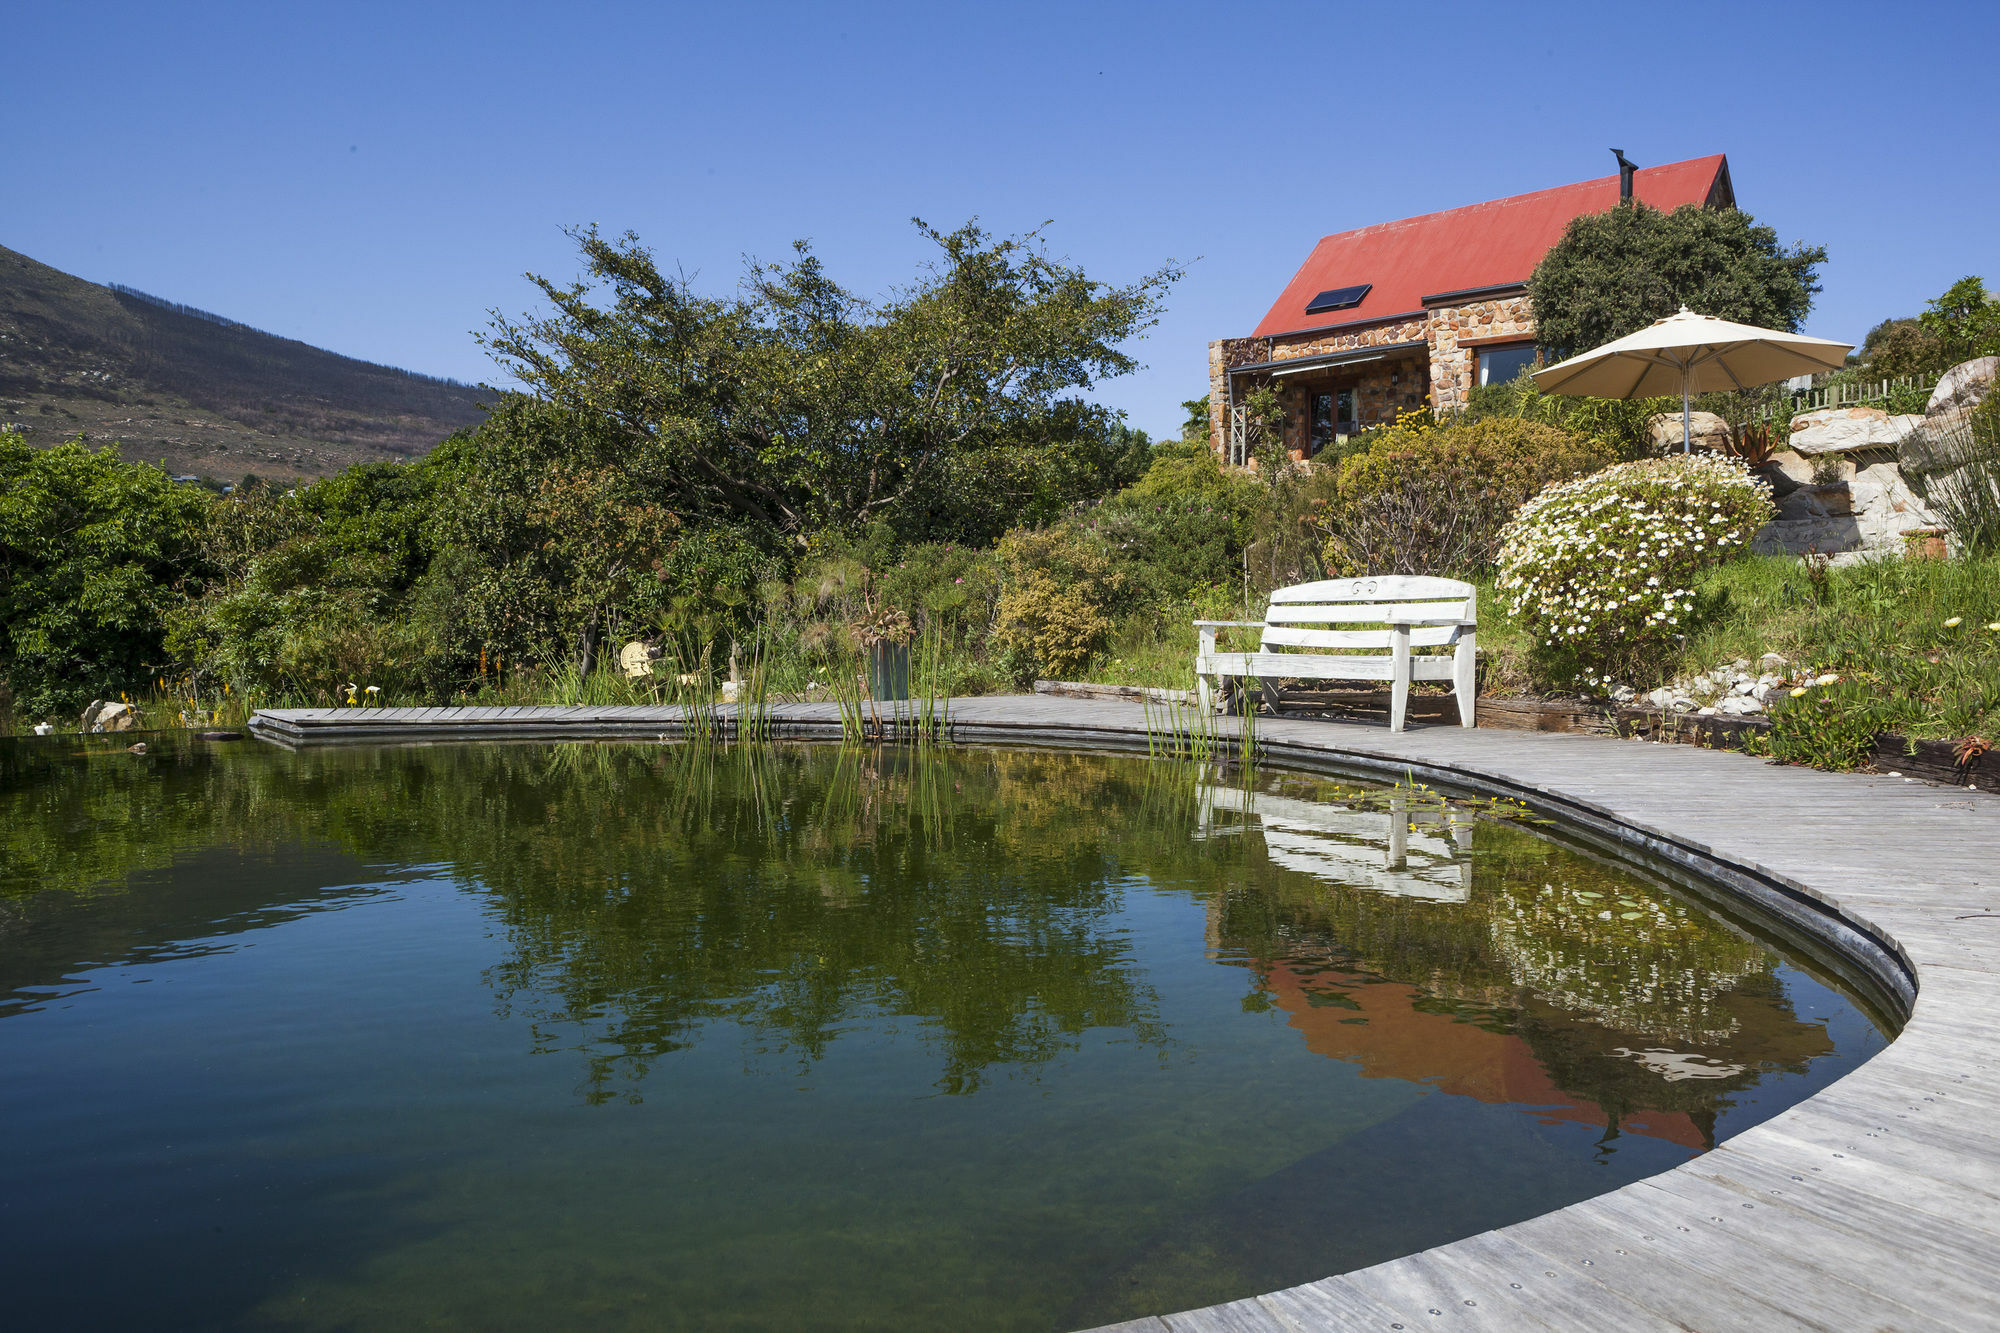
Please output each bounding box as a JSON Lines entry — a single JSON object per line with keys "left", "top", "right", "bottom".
{"left": 1260, "top": 576, "right": 1476, "bottom": 655}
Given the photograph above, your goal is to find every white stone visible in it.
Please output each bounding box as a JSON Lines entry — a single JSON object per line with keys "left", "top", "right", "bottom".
{"left": 1789, "top": 407, "right": 1923, "bottom": 457}
{"left": 1926, "top": 356, "right": 1999, "bottom": 418}
{"left": 1758, "top": 653, "right": 1788, "bottom": 671}
{"left": 720, "top": 681, "right": 742, "bottom": 704}
{"left": 81, "top": 700, "right": 138, "bottom": 733}
{"left": 1648, "top": 687, "right": 1672, "bottom": 707}
{"left": 1732, "top": 678, "right": 1756, "bottom": 695}
{"left": 32, "top": 722, "right": 54, "bottom": 736}
{"left": 1849, "top": 458, "right": 1937, "bottom": 548}
{"left": 1716, "top": 695, "right": 1762, "bottom": 716}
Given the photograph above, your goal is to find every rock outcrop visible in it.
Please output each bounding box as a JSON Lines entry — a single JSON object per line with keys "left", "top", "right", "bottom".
{"left": 1787, "top": 405, "right": 1923, "bottom": 456}
{"left": 1926, "top": 356, "right": 1998, "bottom": 420}
{"left": 1752, "top": 393, "right": 1963, "bottom": 556}
{"left": 80, "top": 700, "right": 139, "bottom": 733}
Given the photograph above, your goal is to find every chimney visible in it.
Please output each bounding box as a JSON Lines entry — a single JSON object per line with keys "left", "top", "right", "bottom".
{"left": 1612, "top": 149, "right": 1638, "bottom": 203}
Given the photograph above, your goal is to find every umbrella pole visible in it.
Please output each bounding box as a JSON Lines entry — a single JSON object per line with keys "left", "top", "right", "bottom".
{"left": 1681, "top": 372, "right": 1692, "bottom": 455}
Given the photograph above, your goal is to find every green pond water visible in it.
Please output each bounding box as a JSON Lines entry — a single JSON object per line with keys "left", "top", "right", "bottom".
{"left": 0, "top": 737, "right": 1888, "bottom": 1331}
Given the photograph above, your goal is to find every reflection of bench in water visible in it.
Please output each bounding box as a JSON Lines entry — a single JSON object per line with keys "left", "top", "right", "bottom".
{"left": 1196, "top": 786, "right": 1473, "bottom": 902}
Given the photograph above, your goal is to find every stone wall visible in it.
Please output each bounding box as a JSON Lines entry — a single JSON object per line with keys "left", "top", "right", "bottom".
{"left": 1207, "top": 336, "right": 1271, "bottom": 460}
{"left": 1211, "top": 295, "right": 1540, "bottom": 461}
{"left": 1424, "top": 294, "right": 1537, "bottom": 412}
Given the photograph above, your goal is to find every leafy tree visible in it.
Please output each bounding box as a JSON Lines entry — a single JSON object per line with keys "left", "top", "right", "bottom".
{"left": 1859, "top": 317, "right": 1945, "bottom": 378}
{"left": 1102, "top": 419, "right": 1153, "bottom": 489}
{"left": 0, "top": 433, "right": 213, "bottom": 717}
{"left": 1918, "top": 276, "right": 2000, "bottom": 366}
{"left": 1180, "top": 395, "right": 1210, "bottom": 444}
{"left": 480, "top": 220, "right": 1179, "bottom": 550}
{"left": 1527, "top": 204, "right": 1827, "bottom": 359}
{"left": 421, "top": 398, "right": 682, "bottom": 679}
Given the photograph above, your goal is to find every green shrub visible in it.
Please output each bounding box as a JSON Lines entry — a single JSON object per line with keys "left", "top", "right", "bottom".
{"left": 1462, "top": 372, "right": 1669, "bottom": 459}
{"left": 187, "top": 460, "right": 452, "bottom": 698}
{"left": 1495, "top": 453, "right": 1772, "bottom": 689}
{"left": 0, "top": 435, "right": 214, "bottom": 717}
{"left": 993, "top": 525, "right": 1126, "bottom": 681}
{"left": 1086, "top": 443, "right": 1261, "bottom": 603}
{"left": 877, "top": 542, "right": 1002, "bottom": 646}
{"left": 1315, "top": 417, "right": 1613, "bottom": 578}
{"left": 1766, "top": 681, "right": 1884, "bottom": 771}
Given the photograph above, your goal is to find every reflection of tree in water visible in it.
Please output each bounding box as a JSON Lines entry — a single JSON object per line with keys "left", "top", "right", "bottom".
{"left": 427, "top": 745, "right": 1173, "bottom": 1102}
{"left": 0, "top": 737, "right": 1842, "bottom": 1123}
{"left": 1203, "top": 778, "right": 1836, "bottom": 1138}
{"left": 0, "top": 741, "right": 1180, "bottom": 1102}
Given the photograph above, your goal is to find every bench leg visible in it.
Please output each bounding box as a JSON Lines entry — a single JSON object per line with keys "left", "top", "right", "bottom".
{"left": 1389, "top": 626, "right": 1411, "bottom": 732}
{"left": 1453, "top": 635, "right": 1477, "bottom": 728}
{"left": 1196, "top": 673, "right": 1214, "bottom": 714}
{"left": 1259, "top": 678, "right": 1283, "bottom": 715}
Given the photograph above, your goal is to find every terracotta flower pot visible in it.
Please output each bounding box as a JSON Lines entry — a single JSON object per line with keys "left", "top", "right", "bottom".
{"left": 1901, "top": 527, "right": 1948, "bottom": 561}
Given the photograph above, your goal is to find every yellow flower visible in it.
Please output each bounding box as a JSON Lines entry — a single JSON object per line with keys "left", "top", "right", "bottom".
{"left": 1945, "top": 617, "right": 1963, "bottom": 628}
{"left": 1989, "top": 623, "right": 2000, "bottom": 632}
{"left": 1789, "top": 687, "right": 1808, "bottom": 698}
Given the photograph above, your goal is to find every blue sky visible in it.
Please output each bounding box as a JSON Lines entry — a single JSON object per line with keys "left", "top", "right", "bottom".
{"left": 8, "top": 1, "right": 1995, "bottom": 439}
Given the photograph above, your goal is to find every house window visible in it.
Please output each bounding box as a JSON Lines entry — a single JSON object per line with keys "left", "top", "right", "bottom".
{"left": 1476, "top": 342, "right": 1537, "bottom": 387}
{"left": 1309, "top": 389, "right": 1358, "bottom": 455}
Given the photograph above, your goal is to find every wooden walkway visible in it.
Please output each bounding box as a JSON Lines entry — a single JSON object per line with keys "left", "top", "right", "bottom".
{"left": 251, "top": 698, "right": 2000, "bottom": 1332}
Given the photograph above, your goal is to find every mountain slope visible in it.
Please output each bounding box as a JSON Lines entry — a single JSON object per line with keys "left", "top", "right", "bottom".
{"left": 0, "top": 244, "right": 489, "bottom": 480}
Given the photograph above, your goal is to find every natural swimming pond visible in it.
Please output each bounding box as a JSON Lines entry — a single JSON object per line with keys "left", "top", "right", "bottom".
{"left": 0, "top": 737, "right": 1890, "bottom": 1331}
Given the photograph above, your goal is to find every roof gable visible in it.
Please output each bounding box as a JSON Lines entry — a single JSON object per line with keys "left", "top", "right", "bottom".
{"left": 1251, "top": 155, "right": 1731, "bottom": 340}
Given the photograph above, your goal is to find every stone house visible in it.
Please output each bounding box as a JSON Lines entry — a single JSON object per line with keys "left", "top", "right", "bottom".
{"left": 1209, "top": 154, "right": 1737, "bottom": 465}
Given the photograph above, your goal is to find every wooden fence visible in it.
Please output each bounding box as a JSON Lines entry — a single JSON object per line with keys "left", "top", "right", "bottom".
{"left": 1751, "top": 374, "right": 1931, "bottom": 424}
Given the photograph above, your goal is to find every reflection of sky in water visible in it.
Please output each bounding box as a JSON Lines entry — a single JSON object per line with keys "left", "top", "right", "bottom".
{"left": 0, "top": 740, "right": 1888, "bottom": 1332}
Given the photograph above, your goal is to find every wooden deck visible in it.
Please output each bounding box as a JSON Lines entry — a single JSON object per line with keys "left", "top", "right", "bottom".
{"left": 250, "top": 698, "right": 2000, "bottom": 1331}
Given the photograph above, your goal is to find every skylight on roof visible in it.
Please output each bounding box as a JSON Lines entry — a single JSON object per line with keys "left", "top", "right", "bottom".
{"left": 1305, "top": 284, "right": 1371, "bottom": 315}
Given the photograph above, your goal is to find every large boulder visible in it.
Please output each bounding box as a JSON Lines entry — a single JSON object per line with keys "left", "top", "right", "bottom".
{"left": 1789, "top": 405, "right": 1922, "bottom": 456}
{"left": 80, "top": 700, "right": 139, "bottom": 733}
{"left": 1926, "top": 356, "right": 1998, "bottom": 419}
{"left": 1849, "top": 458, "right": 1937, "bottom": 546}
{"left": 1646, "top": 410, "right": 1731, "bottom": 453}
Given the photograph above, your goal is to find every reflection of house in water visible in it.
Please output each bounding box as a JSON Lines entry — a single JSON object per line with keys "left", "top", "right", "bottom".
{"left": 1260, "top": 958, "right": 1712, "bottom": 1153}
{"left": 1197, "top": 785, "right": 1472, "bottom": 902}
{"left": 1197, "top": 780, "right": 1838, "bottom": 1155}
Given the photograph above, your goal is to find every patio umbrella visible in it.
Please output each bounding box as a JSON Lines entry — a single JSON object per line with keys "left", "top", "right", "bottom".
{"left": 1530, "top": 307, "right": 1853, "bottom": 451}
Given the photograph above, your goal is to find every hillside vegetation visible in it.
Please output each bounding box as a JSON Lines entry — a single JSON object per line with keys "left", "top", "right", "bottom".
{"left": 0, "top": 244, "right": 488, "bottom": 480}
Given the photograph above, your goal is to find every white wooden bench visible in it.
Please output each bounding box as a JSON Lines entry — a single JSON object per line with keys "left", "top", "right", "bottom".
{"left": 1194, "top": 576, "right": 1477, "bottom": 731}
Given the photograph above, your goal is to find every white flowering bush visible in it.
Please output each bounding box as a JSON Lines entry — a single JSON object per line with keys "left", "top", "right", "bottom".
{"left": 1495, "top": 454, "right": 1772, "bottom": 685}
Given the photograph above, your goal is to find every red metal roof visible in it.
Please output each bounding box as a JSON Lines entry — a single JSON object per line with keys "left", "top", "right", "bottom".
{"left": 1252, "top": 155, "right": 1732, "bottom": 340}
